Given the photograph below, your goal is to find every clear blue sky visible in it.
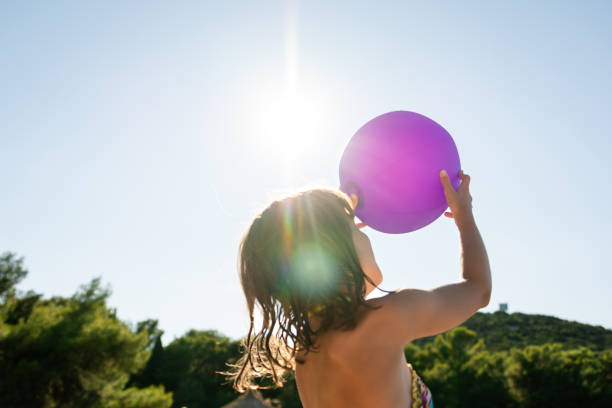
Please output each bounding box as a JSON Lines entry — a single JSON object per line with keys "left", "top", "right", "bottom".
{"left": 1, "top": 1, "right": 611, "bottom": 345}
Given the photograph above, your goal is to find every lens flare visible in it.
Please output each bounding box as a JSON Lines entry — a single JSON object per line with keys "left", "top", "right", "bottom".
{"left": 288, "top": 243, "right": 339, "bottom": 298}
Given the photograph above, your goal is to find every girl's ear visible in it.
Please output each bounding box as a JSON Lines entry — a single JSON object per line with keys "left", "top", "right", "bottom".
{"left": 349, "top": 194, "right": 359, "bottom": 210}
{"left": 337, "top": 186, "right": 356, "bottom": 206}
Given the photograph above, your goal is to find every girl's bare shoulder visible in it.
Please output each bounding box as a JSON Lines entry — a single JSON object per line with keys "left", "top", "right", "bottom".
{"left": 331, "top": 294, "right": 409, "bottom": 354}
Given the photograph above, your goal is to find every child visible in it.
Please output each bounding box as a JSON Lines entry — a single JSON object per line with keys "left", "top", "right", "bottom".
{"left": 222, "top": 169, "right": 491, "bottom": 407}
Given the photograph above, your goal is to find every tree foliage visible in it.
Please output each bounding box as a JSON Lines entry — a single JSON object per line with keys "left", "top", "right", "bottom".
{"left": 0, "top": 252, "right": 28, "bottom": 302}
{"left": 0, "top": 252, "right": 173, "bottom": 408}
{"left": 2, "top": 251, "right": 610, "bottom": 407}
{"left": 158, "top": 329, "right": 242, "bottom": 408}
{"left": 414, "top": 311, "right": 612, "bottom": 351}
{"left": 406, "top": 327, "right": 611, "bottom": 408}
{"left": 406, "top": 327, "right": 514, "bottom": 408}
{"left": 506, "top": 344, "right": 612, "bottom": 407}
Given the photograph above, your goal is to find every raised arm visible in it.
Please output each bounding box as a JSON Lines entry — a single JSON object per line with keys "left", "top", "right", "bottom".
{"left": 379, "top": 170, "right": 492, "bottom": 345}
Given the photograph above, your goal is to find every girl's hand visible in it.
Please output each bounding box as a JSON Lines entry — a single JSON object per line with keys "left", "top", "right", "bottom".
{"left": 346, "top": 193, "right": 367, "bottom": 229}
{"left": 440, "top": 169, "right": 474, "bottom": 227}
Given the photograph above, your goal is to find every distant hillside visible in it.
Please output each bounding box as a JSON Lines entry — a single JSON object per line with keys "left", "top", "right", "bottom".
{"left": 413, "top": 311, "right": 612, "bottom": 351}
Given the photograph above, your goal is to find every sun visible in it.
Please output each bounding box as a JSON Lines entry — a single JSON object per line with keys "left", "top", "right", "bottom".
{"left": 247, "top": 81, "right": 333, "bottom": 168}
{"left": 242, "top": 2, "right": 339, "bottom": 175}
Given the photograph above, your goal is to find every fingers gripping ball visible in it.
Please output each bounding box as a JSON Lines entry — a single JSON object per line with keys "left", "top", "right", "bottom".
{"left": 339, "top": 111, "right": 461, "bottom": 234}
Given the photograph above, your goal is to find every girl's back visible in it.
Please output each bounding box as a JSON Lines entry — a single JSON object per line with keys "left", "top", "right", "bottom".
{"left": 295, "top": 297, "right": 414, "bottom": 408}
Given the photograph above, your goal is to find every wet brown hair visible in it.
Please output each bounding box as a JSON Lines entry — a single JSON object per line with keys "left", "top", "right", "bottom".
{"left": 220, "top": 188, "right": 388, "bottom": 392}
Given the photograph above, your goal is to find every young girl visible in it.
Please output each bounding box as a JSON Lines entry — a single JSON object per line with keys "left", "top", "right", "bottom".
{"left": 223, "top": 169, "right": 491, "bottom": 407}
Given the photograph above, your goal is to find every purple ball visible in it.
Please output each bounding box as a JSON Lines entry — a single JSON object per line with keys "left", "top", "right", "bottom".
{"left": 339, "top": 111, "right": 461, "bottom": 234}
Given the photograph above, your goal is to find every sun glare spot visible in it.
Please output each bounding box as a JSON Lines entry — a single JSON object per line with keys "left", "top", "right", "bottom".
{"left": 289, "top": 244, "right": 339, "bottom": 297}
{"left": 247, "top": 83, "right": 332, "bottom": 169}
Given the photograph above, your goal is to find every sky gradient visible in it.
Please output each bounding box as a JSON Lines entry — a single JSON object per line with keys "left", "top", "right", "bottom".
{"left": 1, "top": 0, "right": 611, "bottom": 345}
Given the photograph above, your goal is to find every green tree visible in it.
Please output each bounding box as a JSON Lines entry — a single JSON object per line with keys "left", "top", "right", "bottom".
{"left": 130, "top": 335, "right": 166, "bottom": 389}
{"left": 408, "top": 327, "right": 515, "bottom": 408}
{"left": 0, "top": 257, "right": 173, "bottom": 408}
{"left": 0, "top": 252, "right": 28, "bottom": 302}
{"left": 414, "top": 311, "right": 612, "bottom": 352}
{"left": 506, "top": 344, "right": 612, "bottom": 407}
{"left": 159, "top": 329, "right": 241, "bottom": 408}
{"left": 136, "top": 318, "right": 165, "bottom": 350}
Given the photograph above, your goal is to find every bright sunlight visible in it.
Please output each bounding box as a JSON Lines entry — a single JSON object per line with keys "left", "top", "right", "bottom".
{"left": 248, "top": 83, "right": 333, "bottom": 166}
